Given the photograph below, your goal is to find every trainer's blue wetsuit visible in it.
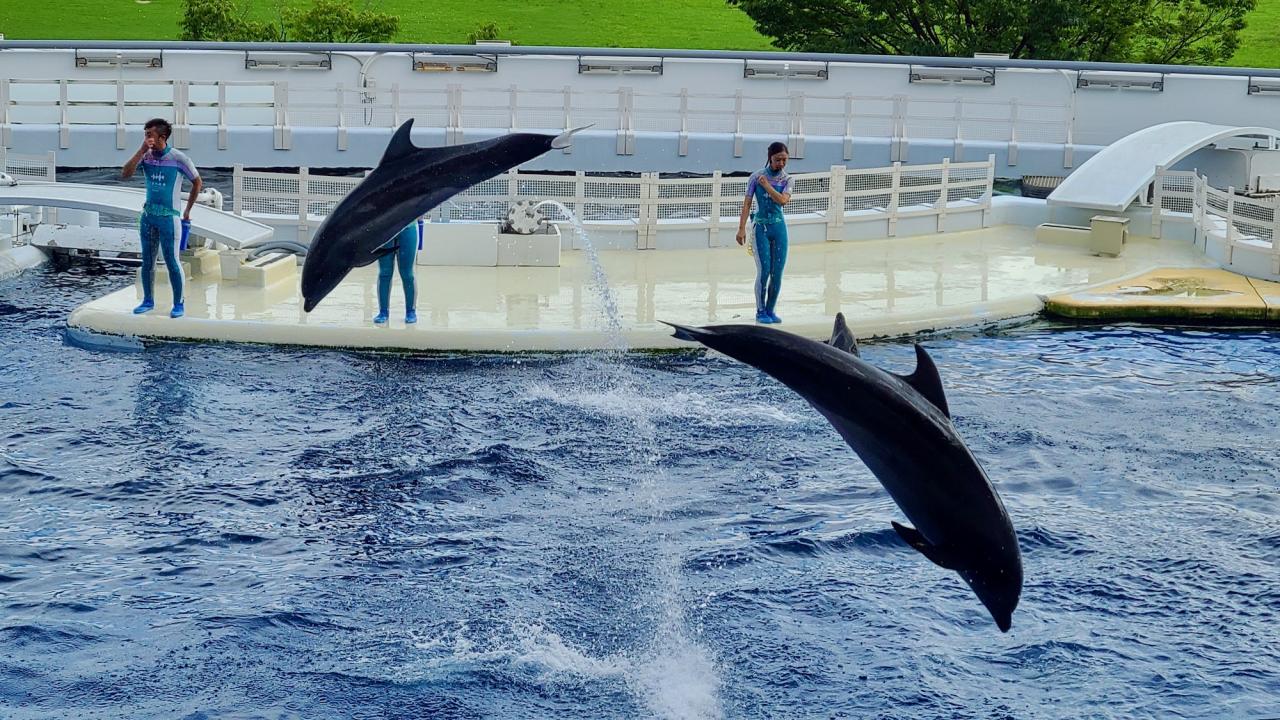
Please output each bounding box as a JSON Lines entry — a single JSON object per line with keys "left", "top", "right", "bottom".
{"left": 746, "top": 166, "right": 792, "bottom": 321}
{"left": 136, "top": 146, "right": 199, "bottom": 315}
{"left": 375, "top": 221, "right": 420, "bottom": 325}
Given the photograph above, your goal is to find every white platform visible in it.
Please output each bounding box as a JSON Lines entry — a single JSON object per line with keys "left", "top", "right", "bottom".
{"left": 66, "top": 226, "right": 1214, "bottom": 352}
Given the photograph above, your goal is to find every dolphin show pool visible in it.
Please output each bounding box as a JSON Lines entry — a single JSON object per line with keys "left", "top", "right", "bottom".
{"left": 2, "top": 265, "right": 1278, "bottom": 718}
{"left": 1, "top": 41, "right": 1279, "bottom": 719}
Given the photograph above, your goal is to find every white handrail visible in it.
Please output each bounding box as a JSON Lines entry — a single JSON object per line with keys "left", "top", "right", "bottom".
{"left": 233, "top": 156, "right": 996, "bottom": 247}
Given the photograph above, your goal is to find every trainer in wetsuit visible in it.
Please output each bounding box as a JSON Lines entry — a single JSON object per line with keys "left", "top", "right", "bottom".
{"left": 736, "top": 142, "right": 793, "bottom": 324}
{"left": 374, "top": 221, "right": 421, "bottom": 325}
{"left": 121, "top": 118, "right": 202, "bottom": 319}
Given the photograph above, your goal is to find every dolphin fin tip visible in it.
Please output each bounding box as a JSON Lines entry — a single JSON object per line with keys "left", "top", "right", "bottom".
{"left": 551, "top": 124, "right": 594, "bottom": 149}
{"left": 660, "top": 320, "right": 703, "bottom": 343}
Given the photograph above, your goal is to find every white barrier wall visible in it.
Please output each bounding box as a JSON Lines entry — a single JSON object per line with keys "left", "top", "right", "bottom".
{"left": 3, "top": 44, "right": 1280, "bottom": 173}
{"left": 1154, "top": 169, "right": 1280, "bottom": 281}
{"left": 232, "top": 157, "right": 996, "bottom": 250}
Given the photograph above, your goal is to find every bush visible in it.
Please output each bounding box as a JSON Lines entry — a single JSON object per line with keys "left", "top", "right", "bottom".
{"left": 181, "top": 0, "right": 399, "bottom": 43}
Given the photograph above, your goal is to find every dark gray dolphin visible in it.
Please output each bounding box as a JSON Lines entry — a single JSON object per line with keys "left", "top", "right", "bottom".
{"left": 301, "top": 119, "right": 582, "bottom": 312}
{"left": 666, "top": 313, "right": 1021, "bottom": 632}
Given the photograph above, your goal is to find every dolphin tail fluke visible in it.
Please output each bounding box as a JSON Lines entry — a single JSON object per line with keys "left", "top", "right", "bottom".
{"left": 552, "top": 125, "right": 594, "bottom": 149}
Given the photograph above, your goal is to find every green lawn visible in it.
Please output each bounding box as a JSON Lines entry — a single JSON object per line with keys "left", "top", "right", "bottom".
{"left": 0, "top": 0, "right": 775, "bottom": 50}
{"left": 1, "top": 0, "right": 1277, "bottom": 66}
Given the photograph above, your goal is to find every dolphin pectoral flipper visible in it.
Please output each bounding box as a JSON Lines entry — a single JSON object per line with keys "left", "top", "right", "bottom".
{"left": 897, "top": 344, "right": 951, "bottom": 418}
{"left": 892, "top": 521, "right": 960, "bottom": 570}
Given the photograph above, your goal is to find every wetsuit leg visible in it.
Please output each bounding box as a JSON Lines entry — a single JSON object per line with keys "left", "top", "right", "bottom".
{"left": 396, "top": 224, "right": 418, "bottom": 316}
{"left": 138, "top": 215, "right": 159, "bottom": 305}
{"left": 752, "top": 222, "right": 772, "bottom": 319}
{"left": 376, "top": 248, "right": 395, "bottom": 323}
{"left": 157, "top": 215, "right": 183, "bottom": 306}
{"left": 764, "top": 222, "right": 788, "bottom": 315}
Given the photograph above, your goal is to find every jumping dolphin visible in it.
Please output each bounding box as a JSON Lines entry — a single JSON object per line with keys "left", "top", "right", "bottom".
{"left": 300, "top": 119, "right": 583, "bottom": 312}
{"left": 666, "top": 314, "right": 1022, "bottom": 631}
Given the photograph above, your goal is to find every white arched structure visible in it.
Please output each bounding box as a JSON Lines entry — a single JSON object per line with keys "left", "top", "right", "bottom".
{"left": 1048, "top": 122, "right": 1280, "bottom": 213}
{"left": 0, "top": 181, "right": 273, "bottom": 248}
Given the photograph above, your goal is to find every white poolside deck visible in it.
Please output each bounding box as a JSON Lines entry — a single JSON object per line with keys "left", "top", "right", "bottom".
{"left": 66, "top": 226, "right": 1214, "bottom": 352}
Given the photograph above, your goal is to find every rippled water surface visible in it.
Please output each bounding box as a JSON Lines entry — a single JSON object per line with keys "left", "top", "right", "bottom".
{"left": 1, "top": 265, "right": 1278, "bottom": 719}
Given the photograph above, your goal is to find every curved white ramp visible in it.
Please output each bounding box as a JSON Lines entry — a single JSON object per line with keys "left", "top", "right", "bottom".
{"left": 1048, "top": 122, "right": 1280, "bottom": 213}
{"left": 0, "top": 181, "right": 273, "bottom": 249}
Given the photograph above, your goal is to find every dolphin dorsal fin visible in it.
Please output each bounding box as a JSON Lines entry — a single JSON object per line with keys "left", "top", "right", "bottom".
{"left": 897, "top": 344, "right": 950, "bottom": 418}
{"left": 892, "top": 521, "right": 959, "bottom": 570}
{"left": 380, "top": 119, "right": 419, "bottom": 166}
{"left": 826, "top": 312, "right": 860, "bottom": 356}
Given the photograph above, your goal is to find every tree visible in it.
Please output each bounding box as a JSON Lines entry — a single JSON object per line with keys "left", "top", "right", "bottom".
{"left": 285, "top": 0, "right": 398, "bottom": 43}
{"left": 180, "top": 0, "right": 277, "bottom": 41}
{"left": 726, "top": 0, "right": 1255, "bottom": 65}
{"left": 180, "top": 0, "right": 399, "bottom": 43}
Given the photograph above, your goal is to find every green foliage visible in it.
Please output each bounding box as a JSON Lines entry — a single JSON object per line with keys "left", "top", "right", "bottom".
{"left": 467, "top": 22, "right": 503, "bottom": 44}
{"left": 285, "top": 0, "right": 398, "bottom": 43}
{"left": 180, "top": 0, "right": 398, "bottom": 43}
{"left": 180, "top": 0, "right": 277, "bottom": 41}
{"left": 727, "top": 0, "right": 1257, "bottom": 65}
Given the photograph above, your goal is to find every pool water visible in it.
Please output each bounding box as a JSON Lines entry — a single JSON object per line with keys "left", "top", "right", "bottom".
{"left": 1, "top": 265, "right": 1277, "bottom": 719}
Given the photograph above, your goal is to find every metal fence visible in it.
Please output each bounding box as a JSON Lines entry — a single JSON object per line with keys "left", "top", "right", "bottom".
{"left": 1154, "top": 168, "right": 1280, "bottom": 268}
{"left": 233, "top": 156, "right": 996, "bottom": 248}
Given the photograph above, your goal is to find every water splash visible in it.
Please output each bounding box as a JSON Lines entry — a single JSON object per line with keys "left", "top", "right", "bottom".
{"left": 534, "top": 200, "right": 627, "bottom": 353}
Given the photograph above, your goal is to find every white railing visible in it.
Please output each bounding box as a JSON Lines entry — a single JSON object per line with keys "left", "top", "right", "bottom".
{"left": 1, "top": 149, "right": 57, "bottom": 182}
{"left": 1154, "top": 168, "right": 1280, "bottom": 270}
{"left": 0, "top": 75, "right": 1068, "bottom": 157}
{"left": 232, "top": 156, "right": 995, "bottom": 248}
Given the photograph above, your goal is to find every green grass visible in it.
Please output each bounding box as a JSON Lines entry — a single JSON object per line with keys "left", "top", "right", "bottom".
{"left": 1, "top": 0, "right": 1277, "bottom": 66}
{"left": 0, "top": 0, "right": 775, "bottom": 50}
{"left": 1228, "top": 0, "right": 1280, "bottom": 67}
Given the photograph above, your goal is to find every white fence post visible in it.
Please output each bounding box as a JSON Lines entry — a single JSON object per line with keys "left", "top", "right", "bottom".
{"left": 391, "top": 82, "right": 401, "bottom": 128}
{"left": 638, "top": 171, "right": 657, "bottom": 248}
{"left": 1152, "top": 165, "right": 1166, "bottom": 238}
{"left": 827, "top": 165, "right": 846, "bottom": 241}
{"left": 273, "top": 81, "right": 290, "bottom": 150}
{"left": 616, "top": 87, "right": 634, "bottom": 156}
{"left": 0, "top": 79, "right": 9, "bottom": 148}
{"left": 892, "top": 95, "right": 908, "bottom": 163}
{"left": 733, "top": 90, "right": 744, "bottom": 158}
{"left": 114, "top": 81, "right": 127, "bottom": 150}
{"left": 173, "top": 80, "right": 190, "bottom": 149}
{"left": 336, "top": 83, "right": 347, "bottom": 151}
{"left": 508, "top": 84, "right": 519, "bottom": 132}
{"left": 58, "top": 79, "right": 70, "bottom": 149}
{"left": 709, "top": 170, "right": 723, "bottom": 247}
{"left": 1226, "top": 186, "right": 1237, "bottom": 263}
{"left": 888, "top": 161, "right": 902, "bottom": 236}
{"left": 297, "top": 167, "right": 310, "bottom": 244}
{"left": 447, "top": 83, "right": 463, "bottom": 145}
{"left": 842, "top": 93, "right": 854, "bottom": 161}
{"left": 984, "top": 154, "right": 996, "bottom": 227}
{"left": 937, "top": 158, "right": 950, "bottom": 233}
{"left": 217, "top": 82, "right": 228, "bottom": 150}
{"left": 233, "top": 164, "right": 244, "bottom": 215}
{"left": 1007, "top": 99, "right": 1019, "bottom": 166}
{"left": 788, "top": 91, "right": 805, "bottom": 159}
{"left": 678, "top": 88, "right": 689, "bottom": 157}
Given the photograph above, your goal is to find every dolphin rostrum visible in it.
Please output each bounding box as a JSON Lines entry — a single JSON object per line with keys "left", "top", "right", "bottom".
{"left": 300, "top": 119, "right": 583, "bottom": 312}
{"left": 666, "top": 313, "right": 1022, "bottom": 632}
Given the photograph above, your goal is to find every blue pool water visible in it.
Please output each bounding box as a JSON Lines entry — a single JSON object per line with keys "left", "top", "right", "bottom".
{"left": 1, "top": 265, "right": 1278, "bottom": 719}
